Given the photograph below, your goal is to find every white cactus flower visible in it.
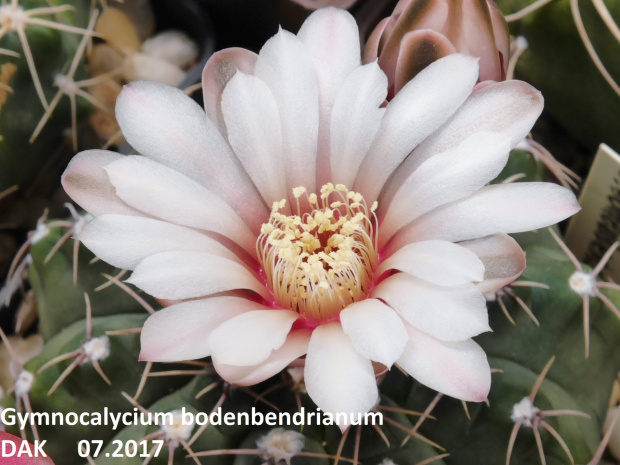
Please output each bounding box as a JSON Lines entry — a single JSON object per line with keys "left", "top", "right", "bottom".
{"left": 62, "top": 8, "right": 580, "bottom": 429}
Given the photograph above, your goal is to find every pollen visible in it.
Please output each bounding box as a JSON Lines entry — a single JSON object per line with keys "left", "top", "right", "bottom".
{"left": 257, "top": 184, "right": 379, "bottom": 323}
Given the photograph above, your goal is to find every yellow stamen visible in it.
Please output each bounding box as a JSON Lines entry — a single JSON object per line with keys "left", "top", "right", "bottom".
{"left": 257, "top": 184, "right": 379, "bottom": 323}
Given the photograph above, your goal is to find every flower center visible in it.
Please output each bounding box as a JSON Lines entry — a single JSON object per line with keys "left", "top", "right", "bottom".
{"left": 257, "top": 183, "right": 379, "bottom": 324}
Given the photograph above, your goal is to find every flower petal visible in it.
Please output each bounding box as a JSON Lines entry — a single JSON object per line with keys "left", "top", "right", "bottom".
{"left": 202, "top": 47, "right": 258, "bottom": 133}
{"left": 115, "top": 80, "right": 268, "bottom": 230}
{"left": 208, "top": 309, "right": 299, "bottom": 366}
{"left": 387, "top": 183, "right": 581, "bottom": 254}
{"left": 105, "top": 155, "right": 256, "bottom": 254}
{"left": 255, "top": 27, "right": 319, "bottom": 195}
{"left": 397, "top": 323, "right": 491, "bottom": 402}
{"left": 377, "top": 240, "right": 485, "bottom": 286}
{"left": 304, "top": 322, "right": 378, "bottom": 427}
{"left": 79, "top": 214, "right": 240, "bottom": 270}
{"left": 459, "top": 233, "right": 526, "bottom": 294}
{"left": 214, "top": 330, "right": 311, "bottom": 386}
{"left": 382, "top": 80, "right": 543, "bottom": 200}
{"left": 415, "top": 80, "right": 543, "bottom": 162}
{"left": 139, "top": 296, "right": 267, "bottom": 361}
{"left": 127, "top": 251, "right": 270, "bottom": 301}
{"left": 354, "top": 54, "right": 479, "bottom": 202}
{"left": 380, "top": 131, "right": 510, "bottom": 243}
{"left": 61, "top": 150, "right": 139, "bottom": 217}
{"left": 373, "top": 273, "right": 490, "bottom": 341}
{"left": 297, "top": 7, "right": 361, "bottom": 184}
{"left": 340, "top": 299, "right": 408, "bottom": 367}
{"left": 330, "top": 62, "right": 387, "bottom": 188}
{"left": 221, "top": 71, "right": 287, "bottom": 206}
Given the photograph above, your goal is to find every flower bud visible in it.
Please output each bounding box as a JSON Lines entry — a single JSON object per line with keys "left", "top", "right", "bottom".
{"left": 365, "top": 0, "right": 509, "bottom": 99}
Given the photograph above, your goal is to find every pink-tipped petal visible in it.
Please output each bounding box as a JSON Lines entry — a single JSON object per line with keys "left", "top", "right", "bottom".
{"left": 214, "top": 330, "right": 311, "bottom": 386}
{"left": 79, "top": 214, "right": 240, "bottom": 271}
{"left": 460, "top": 233, "right": 526, "bottom": 294}
{"left": 380, "top": 131, "right": 510, "bottom": 244}
{"left": 208, "top": 309, "right": 299, "bottom": 366}
{"left": 388, "top": 183, "right": 581, "bottom": 252}
{"left": 305, "top": 322, "right": 378, "bottom": 427}
{"left": 340, "top": 298, "right": 408, "bottom": 367}
{"left": 61, "top": 150, "right": 139, "bottom": 217}
{"left": 377, "top": 240, "right": 485, "bottom": 286}
{"left": 354, "top": 54, "right": 479, "bottom": 202}
{"left": 373, "top": 273, "right": 490, "bottom": 341}
{"left": 221, "top": 72, "right": 287, "bottom": 206}
{"left": 297, "top": 7, "right": 361, "bottom": 184}
{"left": 202, "top": 47, "right": 258, "bottom": 133}
{"left": 397, "top": 323, "right": 491, "bottom": 402}
{"left": 126, "top": 251, "right": 270, "bottom": 301}
{"left": 105, "top": 155, "right": 257, "bottom": 254}
{"left": 140, "top": 296, "right": 267, "bottom": 362}
{"left": 330, "top": 62, "right": 387, "bottom": 187}
{"left": 115, "top": 80, "right": 268, "bottom": 231}
{"left": 254, "top": 28, "right": 319, "bottom": 195}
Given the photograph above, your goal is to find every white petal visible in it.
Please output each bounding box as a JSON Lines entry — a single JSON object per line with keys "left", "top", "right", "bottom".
{"left": 381, "top": 80, "right": 543, "bottom": 200}
{"left": 415, "top": 80, "right": 543, "bottom": 165}
{"left": 140, "top": 296, "right": 267, "bottom": 362}
{"left": 380, "top": 132, "right": 511, "bottom": 243}
{"left": 61, "top": 150, "right": 139, "bottom": 217}
{"left": 460, "top": 233, "right": 526, "bottom": 294}
{"left": 387, "top": 183, "right": 581, "bottom": 253}
{"left": 330, "top": 62, "right": 387, "bottom": 187}
{"left": 105, "top": 155, "right": 256, "bottom": 254}
{"left": 214, "top": 330, "right": 311, "bottom": 386}
{"left": 208, "top": 310, "right": 299, "bottom": 366}
{"left": 377, "top": 240, "right": 485, "bottom": 286}
{"left": 255, "top": 28, "right": 319, "bottom": 194}
{"left": 373, "top": 273, "right": 490, "bottom": 341}
{"left": 202, "top": 48, "right": 258, "bottom": 133}
{"left": 304, "top": 322, "right": 378, "bottom": 427}
{"left": 79, "top": 214, "right": 239, "bottom": 270}
{"left": 354, "top": 54, "right": 479, "bottom": 202}
{"left": 340, "top": 299, "right": 408, "bottom": 367}
{"left": 115, "top": 80, "right": 268, "bottom": 230}
{"left": 297, "top": 8, "right": 360, "bottom": 104}
{"left": 126, "top": 251, "right": 270, "bottom": 301}
{"left": 297, "top": 7, "right": 361, "bottom": 184}
{"left": 221, "top": 72, "right": 287, "bottom": 205}
{"left": 397, "top": 324, "right": 491, "bottom": 402}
